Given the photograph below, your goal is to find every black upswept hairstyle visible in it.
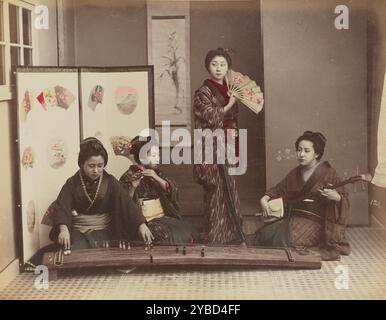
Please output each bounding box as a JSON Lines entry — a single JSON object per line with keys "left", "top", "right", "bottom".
{"left": 204, "top": 48, "right": 232, "bottom": 71}
{"left": 295, "top": 131, "right": 327, "bottom": 160}
{"left": 129, "top": 136, "right": 153, "bottom": 165}
{"left": 78, "top": 137, "right": 108, "bottom": 167}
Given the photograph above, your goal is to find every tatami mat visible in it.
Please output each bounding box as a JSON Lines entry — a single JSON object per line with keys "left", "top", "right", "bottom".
{"left": 1, "top": 226, "right": 386, "bottom": 300}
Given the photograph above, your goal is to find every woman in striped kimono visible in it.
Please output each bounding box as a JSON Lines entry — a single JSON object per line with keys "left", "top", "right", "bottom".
{"left": 193, "top": 48, "right": 243, "bottom": 244}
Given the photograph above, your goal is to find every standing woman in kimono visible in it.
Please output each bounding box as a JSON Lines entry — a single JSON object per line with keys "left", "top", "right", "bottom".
{"left": 119, "top": 136, "right": 200, "bottom": 245}
{"left": 193, "top": 48, "right": 243, "bottom": 244}
{"left": 255, "top": 131, "right": 351, "bottom": 260}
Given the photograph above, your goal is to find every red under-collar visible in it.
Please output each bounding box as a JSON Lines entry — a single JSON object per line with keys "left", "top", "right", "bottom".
{"left": 207, "top": 79, "right": 230, "bottom": 103}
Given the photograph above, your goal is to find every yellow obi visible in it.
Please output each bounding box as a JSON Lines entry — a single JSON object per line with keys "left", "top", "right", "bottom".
{"left": 139, "top": 198, "right": 165, "bottom": 222}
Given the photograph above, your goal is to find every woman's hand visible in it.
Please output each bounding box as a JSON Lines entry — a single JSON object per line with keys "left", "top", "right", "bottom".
{"left": 142, "top": 169, "right": 159, "bottom": 180}
{"left": 260, "top": 195, "right": 271, "bottom": 218}
{"left": 142, "top": 169, "right": 167, "bottom": 189}
{"left": 131, "top": 175, "right": 143, "bottom": 189}
{"left": 223, "top": 95, "right": 237, "bottom": 113}
{"left": 58, "top": 224, "right": 71, "bottom": 253}
{"left": 318, "top": 188, "right": 342, "bottom": 202}
{"left": 138, "top": 223, "right": 154, "bottom": 245}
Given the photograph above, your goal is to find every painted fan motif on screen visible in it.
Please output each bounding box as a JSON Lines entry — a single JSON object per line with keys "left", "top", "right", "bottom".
{"left": 225, "top": 69, "right": 264, "bottom": 114}
{"left": 88, "top": 85, "right": 104, "bottom": 111}
{"left": 110, "top": 136, "right": 133, "bottom": 159}
{"left": 20, "top": 90, "right": 33, "bottom": 121}
{"left": 55, "top": 85, "right": 75, "bottom": 109}
{"left": 36, "top": 86, "right": 75, "bottom": 110}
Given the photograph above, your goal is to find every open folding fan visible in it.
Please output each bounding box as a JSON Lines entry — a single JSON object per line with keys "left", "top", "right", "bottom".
{"left": 110, "top": 136, "right": 133, "bottom": 159}
{"left": 225, "top": 69, "right": 264, "bottom": 114}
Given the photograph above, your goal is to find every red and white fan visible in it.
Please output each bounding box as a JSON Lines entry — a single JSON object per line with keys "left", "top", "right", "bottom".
{"left": 225, "top": 69, "right": 264, "bottom": 114}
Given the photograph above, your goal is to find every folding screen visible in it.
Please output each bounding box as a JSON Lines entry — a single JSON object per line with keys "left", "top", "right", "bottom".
{"left": 16, "top": 66, "right": 154, "bottom": 265}
{"left": 79, "top": 66, "right": 154, "bottom": 179}
{"left": 16, "top": 67, "right": 80, "bottom": 263}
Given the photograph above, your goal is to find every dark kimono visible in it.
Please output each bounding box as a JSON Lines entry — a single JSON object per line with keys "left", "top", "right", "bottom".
{"left": 44, "top": 170, "right": 145, "bottom": 246}
{"left": 254, "top": 161, "right": 351, "bottom": 261}
{"left": 193, "top": 79, "right": 242, "bottom": 244}
{"left": 26, "top": 170, "right": 145, "bottom": 267}
{"left": 119, "top": 165, "right": 200, "bottom": 245}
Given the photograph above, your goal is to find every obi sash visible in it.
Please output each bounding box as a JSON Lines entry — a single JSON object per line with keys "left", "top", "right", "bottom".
{"left": 290, "top": 199, "right": 325, "bottom": 222}
{"left": 72, "top": 212, "right": 112, "bottom": 234}
{"left": 140, "top": 198, "right": 165, "bottom": 222}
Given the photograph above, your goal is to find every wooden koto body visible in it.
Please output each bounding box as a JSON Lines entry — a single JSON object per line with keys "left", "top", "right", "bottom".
{"left": 43, "top": 244, "right": 322, "bottom": 272}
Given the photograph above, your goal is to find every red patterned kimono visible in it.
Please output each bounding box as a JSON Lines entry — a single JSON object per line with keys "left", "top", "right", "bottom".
{"left": 193, "top": 79, "right": 242, "bottom": 244}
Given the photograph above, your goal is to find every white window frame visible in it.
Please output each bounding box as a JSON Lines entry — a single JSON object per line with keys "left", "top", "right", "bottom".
{"left": 0, "top": 0, "right": 37, "bottom": 101}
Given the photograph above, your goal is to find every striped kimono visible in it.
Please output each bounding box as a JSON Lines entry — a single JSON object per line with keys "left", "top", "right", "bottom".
{"left": 193, "top": 79, "right": 242, "bottom": 244}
